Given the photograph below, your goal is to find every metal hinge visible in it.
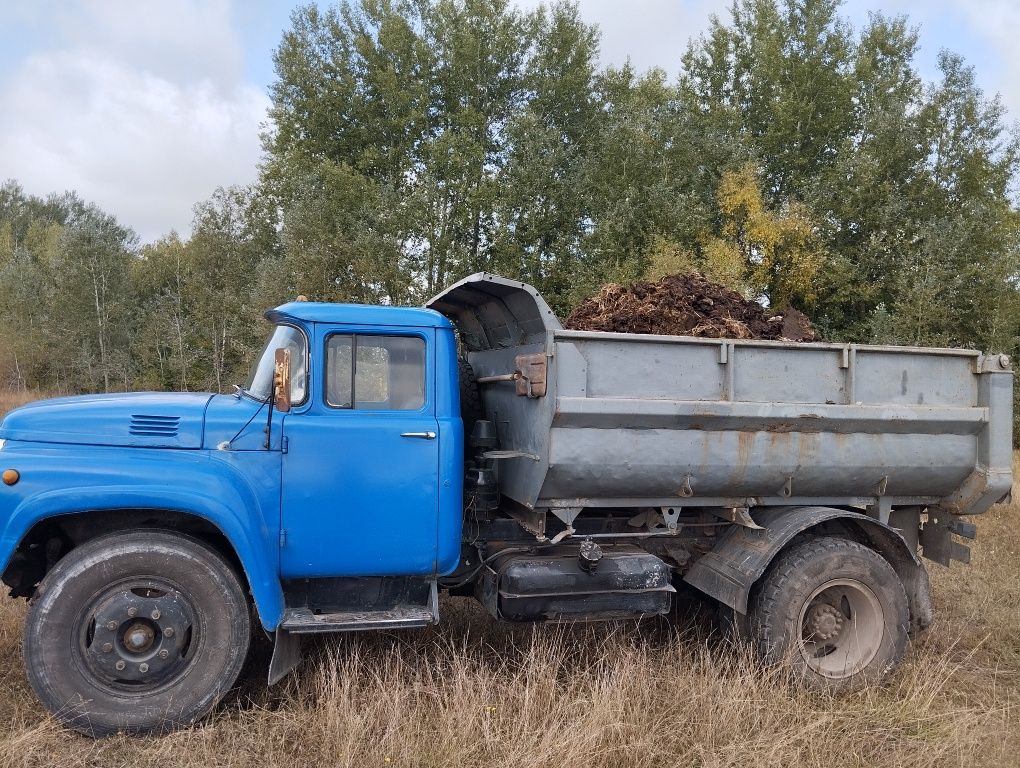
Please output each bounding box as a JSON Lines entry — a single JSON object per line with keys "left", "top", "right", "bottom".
{"left": 279, "top": 529, "right": 287, "bottom": 548}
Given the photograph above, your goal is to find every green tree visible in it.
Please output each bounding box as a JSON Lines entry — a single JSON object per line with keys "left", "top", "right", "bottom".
{"left": 56, "top": 205, "right": 135, "bottom": 391}
{"left": 265, "top": 0, "right": 604, "bottom": 308}
{"left": 682, "top": 0, "right": 857, "bottom": 205}
{"left": 131, "top": 234, "right": 195, "bottom": 391}
{"left": 681, "top": 0, "right": 1020, "bottom": 347}
{"left": 184, "top": 187, "right": 269, "bottom": 392}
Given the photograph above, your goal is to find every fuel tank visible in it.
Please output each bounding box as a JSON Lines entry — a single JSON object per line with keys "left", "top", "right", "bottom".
{"left": 476, "top": 544, "right": 674, "bottom": 621}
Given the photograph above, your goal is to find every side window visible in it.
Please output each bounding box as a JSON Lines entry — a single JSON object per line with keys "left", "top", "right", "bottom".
{"left": 325, "top": 335, "right": 354, "bottom": 407}
{"left": 325, "top": 335, "right": 426, "bottom": 411}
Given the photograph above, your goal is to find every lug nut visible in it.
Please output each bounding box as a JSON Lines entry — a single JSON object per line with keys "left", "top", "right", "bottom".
{"left": 163, "top": 627, "right": 174, "bottom": 638}
{"left": 159, "top": 649, "right": 169, "bottom": 659}
{"left": 151, "top": 609, "right": 161, "bottom": 620}
{"left": 102, "top": 643, "right": 113, "bottom": 653}
{"left": 115, "top": 660, "right": 126, "bottom": 671}
{"left": 127, "top": 607, "right": 137, "bottom": 617}
{"left": 106, "top": 621, "right": 117, "bottom": 631}
{"left": 139, "top": 663, "right": 149, "bottom": 673}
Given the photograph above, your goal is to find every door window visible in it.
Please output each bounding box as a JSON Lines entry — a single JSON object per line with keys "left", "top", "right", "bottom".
{"left": 325, "top": 335, "right": 425, "bottom": 410}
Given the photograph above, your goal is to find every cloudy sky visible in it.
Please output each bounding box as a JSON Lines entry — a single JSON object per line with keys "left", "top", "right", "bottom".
{"left": 2, "top": 0, "right": 1017, "bottom": 243}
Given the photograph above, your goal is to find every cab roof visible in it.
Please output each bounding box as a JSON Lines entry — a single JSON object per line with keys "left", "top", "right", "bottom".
{"left": 266, "top": 301, "right": 453, "bottom": 329}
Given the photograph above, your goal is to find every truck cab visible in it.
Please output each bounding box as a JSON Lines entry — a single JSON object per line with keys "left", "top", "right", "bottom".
{"left": 0, "top": 300, "right": 466, "bottom": 735}
{"left": 254, "top": 302, "right": 464, "bottom": 580}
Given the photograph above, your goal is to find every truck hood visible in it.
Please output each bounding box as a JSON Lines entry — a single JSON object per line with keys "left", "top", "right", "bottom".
{"left": 0, "top": 392, "right": 214, "bottom": 449}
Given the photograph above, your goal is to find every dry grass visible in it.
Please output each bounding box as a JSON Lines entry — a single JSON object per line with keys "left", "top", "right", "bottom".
{"left": 0, "top": 391, "right": 43, "bottom": 416}
{"left": 0, "top": 394, "right": 1018, "bottom": 767}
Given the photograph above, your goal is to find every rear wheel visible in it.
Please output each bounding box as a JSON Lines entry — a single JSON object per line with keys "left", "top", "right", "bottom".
{"left": 749, "top": 536, "right": 908, "bottom": 690}
{"left": 23, "top": 529, "right": 251, "bottom": 736}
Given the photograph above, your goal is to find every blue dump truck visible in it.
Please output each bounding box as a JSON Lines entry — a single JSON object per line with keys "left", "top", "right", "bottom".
{"left": 0, "top": 273, "right": 1013, "bottom": 735}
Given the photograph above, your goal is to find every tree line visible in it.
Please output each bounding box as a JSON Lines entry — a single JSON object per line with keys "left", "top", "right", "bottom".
{"left": 1, "top": 0, "right": 1018, "bottom": 434}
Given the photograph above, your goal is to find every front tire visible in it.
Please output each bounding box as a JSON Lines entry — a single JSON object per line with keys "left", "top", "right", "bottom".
{"left": 749, "top": 536, "right": 908, "bottom": 690}
{"left": 23, "top": 529, "right": 251, "bottom": 736}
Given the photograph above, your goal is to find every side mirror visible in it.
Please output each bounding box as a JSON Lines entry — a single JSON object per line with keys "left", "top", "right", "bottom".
{"left": 273, "top": 348, "right": 292, "bottom": 413}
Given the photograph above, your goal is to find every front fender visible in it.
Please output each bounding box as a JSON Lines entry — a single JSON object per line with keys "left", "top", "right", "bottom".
{"left": 684, "top": 506, "right": 919, "bottom": 615}
{"left": 0, "top": 443, "right": 285, "bottom": 630}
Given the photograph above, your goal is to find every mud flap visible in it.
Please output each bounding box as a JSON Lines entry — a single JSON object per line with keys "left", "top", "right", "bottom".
{"left": 268, "top": 628, "right": 302, "bottom": 685}
{"left": 907, "top": 561, "right": 934, "bottom": 635}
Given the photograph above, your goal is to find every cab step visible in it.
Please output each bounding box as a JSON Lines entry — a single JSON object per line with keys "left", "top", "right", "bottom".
{"left": 281, "top": 604, "right": 435, "bottom": 633}
{"left": 279, "top": 578, "right": 440, "bottom": 635}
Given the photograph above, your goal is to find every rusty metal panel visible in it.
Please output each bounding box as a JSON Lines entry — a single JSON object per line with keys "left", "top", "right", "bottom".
{"left": 514, "top": 353, "right": 547, "bottom": 398}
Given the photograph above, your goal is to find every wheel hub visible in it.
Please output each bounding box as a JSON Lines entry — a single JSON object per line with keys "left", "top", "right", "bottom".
{"left": 807, "top": 603, "right": 845, "bottom": 641}
{"left": 83, "top": 586, "right": 194, "bottom": 688}
{"left": 797, "top": 578, "right": 885, "bottom": 680}
{"left": 123, "top": 622, "right": 156, "bottom": 653}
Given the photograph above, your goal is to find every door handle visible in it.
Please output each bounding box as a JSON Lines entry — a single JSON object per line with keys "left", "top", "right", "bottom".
{"left": 400, "top": 431, "right": 436, "bottom": 440}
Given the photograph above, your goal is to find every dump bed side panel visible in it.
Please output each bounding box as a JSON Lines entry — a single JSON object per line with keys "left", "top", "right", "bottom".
{"left": 544, "top": 332, "right": 1011, "bottom": 514}
{"left": 428, "top": 274, "right": 1013, "bottom": 516}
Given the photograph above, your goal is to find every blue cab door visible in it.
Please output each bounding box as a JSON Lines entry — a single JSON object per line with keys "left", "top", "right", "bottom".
{"left": 279, "top": 328, "right": 440, "bottom": 578}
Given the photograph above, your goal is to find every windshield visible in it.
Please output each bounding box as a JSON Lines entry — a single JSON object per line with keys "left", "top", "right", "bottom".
{"left": 244, "top": 325, "right": 308, "bottom": 404}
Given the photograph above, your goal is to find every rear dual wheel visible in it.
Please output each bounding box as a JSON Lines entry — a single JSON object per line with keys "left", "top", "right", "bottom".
{"left": 23, "top": 530, "right": 251, "bottom": 736}
{"left": 746, "top": 536, "right": 909, "bottom": 689}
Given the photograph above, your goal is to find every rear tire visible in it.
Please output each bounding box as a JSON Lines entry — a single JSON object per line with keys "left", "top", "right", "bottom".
{"left": 23, "top": 529, "right": 251, "bottom": 736}
{"left": 749, "top": 536, "right": 908, "bottom": 690}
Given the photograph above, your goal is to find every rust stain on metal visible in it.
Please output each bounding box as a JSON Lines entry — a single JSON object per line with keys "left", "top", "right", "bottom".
{"left": 514, "top": 352, "right": 547, "bottom": 398}
{"left": 797, "top": 431, "right": 819, "bottom": 464}
{"left": 736, "top": 431, "right": 753, "bottom": 469}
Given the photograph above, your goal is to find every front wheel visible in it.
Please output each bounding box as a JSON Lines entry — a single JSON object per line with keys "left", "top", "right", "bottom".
{"left": 749, "top": 536, "right": 909, "bottom": 690}
{"left": 23, "top": 530, "right": 251, "bottom": 736}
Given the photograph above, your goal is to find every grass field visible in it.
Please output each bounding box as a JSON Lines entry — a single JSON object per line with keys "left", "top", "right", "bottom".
{"left": 0, "top": 391, "right": 1018, "bottom": 767}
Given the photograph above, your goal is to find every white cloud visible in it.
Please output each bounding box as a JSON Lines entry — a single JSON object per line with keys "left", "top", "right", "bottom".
{"left": 2, "top": 0, "right": 1014, "bottom": 246}
{"left": 949, "top": 0, "right": 1020, "bottom": 123}
{"left": 48, "top": 0, "right": 244, "bottom": 87}
{"left": 0, "top": 1, "right": 270, "bottom": 243}
{"left": 583, "top": 0, "right": 730, "bottom": 75}
{"left": 514, "top": 0, "right": 729, "bottom": 76}
{"left": 847, "top": 0, "right": 1020, "bottom": 121}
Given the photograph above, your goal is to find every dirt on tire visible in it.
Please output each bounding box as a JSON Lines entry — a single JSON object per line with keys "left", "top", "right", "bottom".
{"left": 564, "top": 273, "right": 816, "bottom": 342}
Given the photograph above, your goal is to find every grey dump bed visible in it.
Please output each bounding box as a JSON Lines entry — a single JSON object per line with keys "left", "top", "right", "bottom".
{"left": 428, "top": 273, "right": 1013, "bottom": 518}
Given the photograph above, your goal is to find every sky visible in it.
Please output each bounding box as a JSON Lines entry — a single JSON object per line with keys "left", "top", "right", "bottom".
{"left": 1, "top": 0, "right": 1017, "bottom": 243}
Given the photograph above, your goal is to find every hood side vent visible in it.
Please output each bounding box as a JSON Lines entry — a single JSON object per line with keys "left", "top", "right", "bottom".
{"left": 129, "top": 414, "right": 181, "bottom": 437}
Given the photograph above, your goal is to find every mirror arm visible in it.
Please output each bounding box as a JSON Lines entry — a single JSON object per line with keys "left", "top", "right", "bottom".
{"left": 264, "top": 386, "right": 275, "bottom": 450}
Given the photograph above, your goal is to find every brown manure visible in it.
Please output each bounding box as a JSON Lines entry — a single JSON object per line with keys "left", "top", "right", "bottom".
{"left": 564, "top": 273, "right": 816, "bottom": 341}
